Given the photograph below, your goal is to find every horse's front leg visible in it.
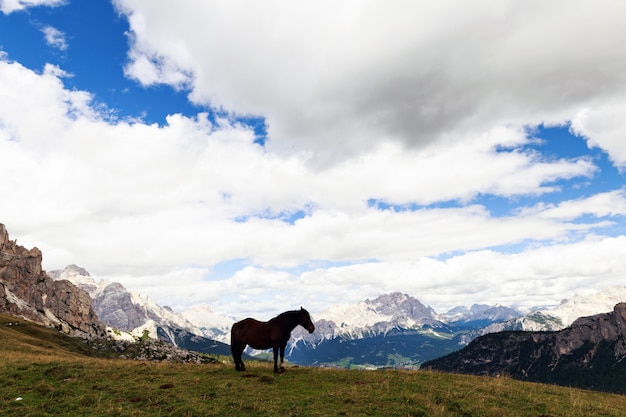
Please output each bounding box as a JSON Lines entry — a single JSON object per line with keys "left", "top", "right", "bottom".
{"left": 273, "top": 347, "right": 280, "bottom": 373}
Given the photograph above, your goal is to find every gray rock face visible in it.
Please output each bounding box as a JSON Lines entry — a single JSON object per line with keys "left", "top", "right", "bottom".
{"left": 0, "top": 223, "right": 105, "bottom": 337}
{"left": 50, "top": 264, "right": 211, "bottom": 348}
{"left": 365, "top": 292, "right": 440, "bottom": 327}
{"left": 91, "top": 282, "right": 148, "bottom": 330}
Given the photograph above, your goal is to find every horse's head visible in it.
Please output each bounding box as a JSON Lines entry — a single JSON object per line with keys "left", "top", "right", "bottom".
{"left": 299, "top": 307, "right": 315, "bottom": 334}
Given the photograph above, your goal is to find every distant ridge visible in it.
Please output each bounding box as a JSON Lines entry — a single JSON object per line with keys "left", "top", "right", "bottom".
{"left": 480, "top": 286, "right": 626, "bottom": 334}
{"left": 422, "top": 303, "right": 626, "bottom": 394}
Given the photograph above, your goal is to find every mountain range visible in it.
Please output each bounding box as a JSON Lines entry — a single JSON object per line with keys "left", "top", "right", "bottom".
{"left": 480, "top": 285, "right": 626, "bottom": 333}
{"left": 423, "top": 302, "right": 626, "bottom": 394}
{"left": 5, "top": 221, "right": 626, "bottom": 387}
{"left": 49, "top": 263, "right": 626, "bottom": 370}
{"left": 48, "top": 264, "right": 233, "bottom": 357}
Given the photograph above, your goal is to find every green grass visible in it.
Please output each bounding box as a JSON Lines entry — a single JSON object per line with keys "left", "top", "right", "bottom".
{"left": 2, "top": 314, "right": 626, "bottom": 416}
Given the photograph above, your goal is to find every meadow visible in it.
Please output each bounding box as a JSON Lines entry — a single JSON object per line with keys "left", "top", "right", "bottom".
{"left": 2, "top": 314, "right": 625, "bottom": 417}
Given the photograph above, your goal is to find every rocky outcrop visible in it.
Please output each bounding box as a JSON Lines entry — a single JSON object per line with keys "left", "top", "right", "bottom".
{"left": 0, "top": 223, "right": 105, "bottom": 337}
{"left": 422, "top": 303, "right": 626, "bottom": 394}
{"left": 48, "top": 264, "right": 232, "bottom": 355}
{"left": 365, "top": 292, "right": 442, "bottom": 327}
{"left": 49, "top": 265, "right": 149, "bottom": 330}
{"left": 91, "top": 281, "right": 149, "bottom": 330}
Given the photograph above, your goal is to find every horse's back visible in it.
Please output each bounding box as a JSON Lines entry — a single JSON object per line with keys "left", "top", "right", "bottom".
{"left": 233, "top": 318, "right": 263, "bottom": 331}
{"left": 231, "top": 318, "right": 262, "bottom": 340}
{"left": 231, "top": 318, "right": 276, "bottom": 350}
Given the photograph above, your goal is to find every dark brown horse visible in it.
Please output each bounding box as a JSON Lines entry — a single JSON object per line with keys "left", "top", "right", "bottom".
{"left": 230, "top": 307, "right": 315, "bottom": 373}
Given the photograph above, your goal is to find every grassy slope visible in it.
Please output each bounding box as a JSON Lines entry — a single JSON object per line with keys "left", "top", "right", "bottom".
{"left": 2, "top": 314, "right": 625, "bottom": 417}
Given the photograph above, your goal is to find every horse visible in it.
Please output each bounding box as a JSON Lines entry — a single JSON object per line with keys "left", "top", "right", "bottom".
{"left": 230, "top": 307, "right": 315, "bottom": 373}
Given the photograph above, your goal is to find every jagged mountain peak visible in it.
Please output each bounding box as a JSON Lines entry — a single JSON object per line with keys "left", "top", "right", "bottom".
{"left": 365, "top": 292, "right": 440, "bottom": 324}
{"left": 367, "top": 291, "right": 410, "bottom": 305}
{"left": 48, "top": 264, "right": 91, "bottom": 280}
{"left": 367, "top": 292, "right": 426, "bottom": 310}
{"left": 64, "top": 264, "right": 90, "bottom": 276}
{"left": 294, "top": 292, "right": 445, "bottom": 346}
{"left": 48, "top": 264, "right": 101, "bottom": 293}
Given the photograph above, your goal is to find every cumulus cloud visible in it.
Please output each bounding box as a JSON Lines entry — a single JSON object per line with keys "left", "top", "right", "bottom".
{"left": 0, "top": 0, "right": 65, "bottom": 14}
{"left": 41, "top": 25, "right": 68, "bottom": 51}
{"left": 519, "top": 190, "right": 626, "bottom": 220}
{"left": 151, "top": 236, "right": 626, "bottom": 317}
{"left": 2, "top": 56, "right": 624, "bottom": 316}
{"left": 114, "top": 0, "right": 626, "bottom": 167}
{"left": 2, "top": 2, "right": 626, "bottom": 317}
{"left": 571, "top": 104, "right": 626, "bottom": 169}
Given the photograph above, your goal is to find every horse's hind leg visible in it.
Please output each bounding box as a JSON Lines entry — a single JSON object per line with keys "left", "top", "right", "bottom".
{"left": 231, "top": 343, "right": 246, "bottom": 372}
{"left": 279, "top": 345, "right": 286, "bottom": 372}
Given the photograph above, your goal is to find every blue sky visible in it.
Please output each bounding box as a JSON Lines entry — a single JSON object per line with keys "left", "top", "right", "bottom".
{"left": 0, "top": 1, "right": 202, "bottom": 123}
{"left": 1, "top": 0, "right": 625, "bottom": 318}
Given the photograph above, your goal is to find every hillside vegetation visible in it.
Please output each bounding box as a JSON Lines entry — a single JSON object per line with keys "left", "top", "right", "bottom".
{"left": 2, "top": 314, "right": 626, "bottom": 417}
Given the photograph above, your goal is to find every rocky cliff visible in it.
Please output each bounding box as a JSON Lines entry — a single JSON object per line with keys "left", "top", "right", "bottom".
{"left": 48, "top": 264, "right": 232, "bottom": 356}
{"left": 0, "top": 224, "right": 105, "bottom": 337}
{"left": 422, "top": 303, "right": 626, "bottom": 394}
{"left": 50, "top": 265, "right": 205, "bottom": 339}
{"left": 49, "top": 265, "right": 152, "bottom": 331}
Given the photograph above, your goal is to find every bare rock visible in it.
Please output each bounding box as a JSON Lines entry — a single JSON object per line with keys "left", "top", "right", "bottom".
{"left": 0, "top": 223, "right": 105, "bottom": 337}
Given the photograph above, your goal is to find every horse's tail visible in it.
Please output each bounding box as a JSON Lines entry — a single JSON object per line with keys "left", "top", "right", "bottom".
{"left": 230, "top": 321, "right": 239, "bottom": 353}
{"left": 230, "top": 320, "right": 246, "bottom": 371}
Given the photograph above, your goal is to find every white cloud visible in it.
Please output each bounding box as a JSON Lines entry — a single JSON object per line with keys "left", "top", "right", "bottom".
{"left": 41, "top": 25, "right": 68, "bottom": 51}
{"left": 519, "top": 190, "right": 626, "bottom": 220}
{"left": 114, "top": 0, "right": 626, "bottom": 167}
{"left": 571, "top": 103, "right": 626, "bottom": 169}
{"left": 1, "top": 59, "right": 623, "bottom": 295}
{"left": 0, "top": 0, "right": 65, "bottom": 14}
{"left": 132, "top": 236, "right": 626, "bottom": 318}
{"left": 2, "top": 2, "right": 626, "bottom": 318}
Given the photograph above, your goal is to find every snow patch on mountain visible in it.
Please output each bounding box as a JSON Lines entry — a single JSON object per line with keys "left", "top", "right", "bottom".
{"left": 547, "top": 286, "right": 626, "bottom": 326}
{"left": 321, "top": 301, "right": 392, "bottom": 331}
{"left": 292, "top": 292, "right": 445, "bottom": 346}
{"left": 442, "top": 304, "right": 523, "bottom": 324}
{"left": 48, "top": 265, "right": 93, "bottom": 287}
{"left": 482, "top": 286, "right": 626, "bottom": 334}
